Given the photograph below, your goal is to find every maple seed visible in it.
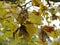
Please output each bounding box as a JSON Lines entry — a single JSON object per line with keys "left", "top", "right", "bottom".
{"left": 39, "top": 30, "right": 51, "bottom": 42}
{"left": 52, "top": 14, "right": 58, "bottom": 20}
{"left": 20, "top": 25, "right": 29, "bottom": 39}
{"left": 13, "top": 24, "right": 29, "bottom": 39}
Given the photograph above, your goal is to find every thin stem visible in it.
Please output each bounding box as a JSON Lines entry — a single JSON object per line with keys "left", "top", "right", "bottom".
{"left": 22, "top": 1, "right": 31, "bottom": 6}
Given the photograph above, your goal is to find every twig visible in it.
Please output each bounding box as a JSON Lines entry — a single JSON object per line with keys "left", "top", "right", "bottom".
{"left": 22, "top": 1, "right": 31, "bottom": 6}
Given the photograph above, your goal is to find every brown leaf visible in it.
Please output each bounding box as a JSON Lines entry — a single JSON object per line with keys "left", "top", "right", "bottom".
{"left": 43, "top": 26, "right": 54, "bottom": 32}
{"left": 41, "top": 6, "right": 47, "bottom": 11}
{"left": 26, "top": 21, "right": 33, "bottom": 24}
{"left": 32, "top": 10, "right": 40, "bottom": 16}
{"left": 32, "top": 0, "right": 41, "bottom": 7}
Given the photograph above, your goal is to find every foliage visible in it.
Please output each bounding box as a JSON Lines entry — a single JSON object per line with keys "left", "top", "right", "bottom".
{"left": 0, "top": 0, "right": 60, "bottom": 45}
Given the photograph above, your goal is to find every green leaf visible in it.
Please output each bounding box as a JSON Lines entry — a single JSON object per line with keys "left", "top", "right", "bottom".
{"left": 0, "top": 1, "right": 3, "bottom": 6}
{"left": 29, "top": 12, "right": 42, "bottom": 25}
{"left": 0, "top": 8, "right": 7, "bottom": 16}
{"left": 25, "top": 24, "right": 38, "bottom": 41}
{"left": 47, "top": 30, "right": 59, "bottom": 38}
{"left": 52, "top": 42, "right": 60, "bottom": 45}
